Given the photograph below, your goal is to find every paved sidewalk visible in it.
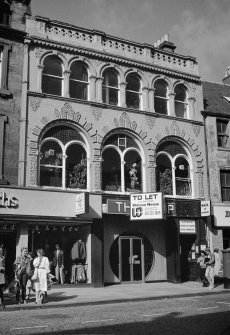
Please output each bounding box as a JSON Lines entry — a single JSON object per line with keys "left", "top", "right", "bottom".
{"left": 2, "top": 281, "right": 230, "bottom": 312}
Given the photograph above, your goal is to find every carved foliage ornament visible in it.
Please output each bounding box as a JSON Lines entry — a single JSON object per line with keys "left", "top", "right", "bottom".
{"left": 29, "top": 96, "right": 42, "bottom": 112}
{"left": 114, "top": 112, "right": 137, "bottom": 131}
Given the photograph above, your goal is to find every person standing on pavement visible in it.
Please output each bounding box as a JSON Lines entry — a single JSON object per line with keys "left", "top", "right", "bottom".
{"left": 213, "top": 248, "right": 222, "bottom": 277}
{"left": 14, "top": 247, "right": 31, "bottom": 304}
{"left": 33, "top": 248, "right": 50, "bottom": 304}
{"left": 0, "top": 247, "right": 6, "bottom": 308}
{"left": 197, "top": 251, "right": 208, "bottom": 287}
{"left": 53, "top": 244, "right": 64, "bottom": 284}
{"left": 205, "top": 248, "right": 215, "bottom": 289}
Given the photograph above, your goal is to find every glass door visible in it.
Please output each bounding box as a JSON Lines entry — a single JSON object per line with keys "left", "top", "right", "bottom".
{"left": 119, "top": 236, "right": 144, "bottom": 282}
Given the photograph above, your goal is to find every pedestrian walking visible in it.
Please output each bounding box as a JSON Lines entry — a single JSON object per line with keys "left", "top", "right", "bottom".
{"left": 33, "top": 248, "right": 50, "bottom": 304}
{"left": 25, "top": 251, "right": 35, "bottom": 303}
{"left": 205, "top": 248, "right": 215, "bottom": 289}
{"left": 0, "top": 247, "right": 6, "bottom": 308}
{"left": 197, "top": 251, "right": 208, "bottom": 287}
{"left": 14, "top": 247, "right": 31, "bottom": 304}
{"left": 214, "top": 248, "right": 222, "bottom": 277}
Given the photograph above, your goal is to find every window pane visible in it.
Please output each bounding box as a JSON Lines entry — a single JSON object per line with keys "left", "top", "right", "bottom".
{"left": 103, "top": 70, "right": 118, "bottom": 87}
{"left": 42, "top": 76, "right": 62, "bottom": 96}
{"left": 176, "top": 179, "right": 191, "bottom": 196}
{"left": 154, "top": 80, "right": 167, "bottom": 97}
{"left": 43, "top": 56, "right": 62, "bottom": 76}
{"left": 156, "top": 154, "right": 172, "bottom": 195}
{"left": 175, "top": 101, "right": 186, "bottom": 118}
{"left": 175, "top": 157, "right": 190, "bottom": 178}
{"left": 40, "top": 141, "right": 62, "bottom": 166}
{"left": 154, "top": 97, "right": 167, "bottom": 114}
{"left": 40, "top": 166, "right": 62, "bottom": 187}
{"left": 102, "top": 149, "right": 121, "bottom": 191}
{"left": 66, "top": 144, "right": 87, "bottom": 189}
{"left": 69, "top": 81, "right": 88, "bottom": 100}
{"left": 175, "top": 84, "right": 186, "bottom": 101}
{"left": 102, "top": 86, "right": 118, "bottom": 105}
{"left": 126, "top": 91, "right": 140, "bottom": 109}
{"left": 70, "top": 62, "right": 88, "bottom": 81}
{"left": 124, "top": 151, "right": 142, "bottom": 192}
{"left": 126, "top": 74, "right": 140, "bottom": 91}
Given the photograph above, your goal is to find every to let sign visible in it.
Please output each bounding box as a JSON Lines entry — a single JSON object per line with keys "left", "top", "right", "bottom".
{"left": 130, "top": 192, "right": 163, "bottom": 221}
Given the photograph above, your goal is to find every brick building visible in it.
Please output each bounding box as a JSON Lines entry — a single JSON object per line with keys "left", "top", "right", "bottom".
{"left": 0, "top": 0, "right": 31, "bottom": 281}
{"left": 202, "top": 71, "right": 230, "bottom": 252}
{"left": 0, "top": 5, "right": 211, "bottom": 285}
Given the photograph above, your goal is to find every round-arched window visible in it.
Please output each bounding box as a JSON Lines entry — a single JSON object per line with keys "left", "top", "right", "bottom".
{"left": 69, "top": 62, "right": 88, "bottom": 100}
{"left": 102, "top": 68, "right": 119, "bottom": 105}
{"left": 42, "top": 55, "right": 63, "bottom": 96}
{"left": 126, "top": 74, "right": 141, "bottom": 109}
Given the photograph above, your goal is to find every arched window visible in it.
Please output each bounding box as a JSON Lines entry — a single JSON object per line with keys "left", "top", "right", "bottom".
{"left": 174, "top": 84, "right": 188, "bottom": 118}
{"left": 42, "top": 55, "right": 63, "bottom": 96}
{"left": 156, "top": 141, "right": 192, "bottom": 196}
{"left": 69, "top": 61, "right": 88, "bottom": 100}
{"left": 154, "top": 79, "right": 168, "bottom": 115}
{"left": 102, "top": 69, "right": 119, "bottom": 105}
{"left": 39, "top": 125, "right": 87, "bottom": 189}
{"left": 102, "top": 134, "right": 142, "bottom": 193}
{"left": 126, "top": 73, "right": 141, "bottom": 109}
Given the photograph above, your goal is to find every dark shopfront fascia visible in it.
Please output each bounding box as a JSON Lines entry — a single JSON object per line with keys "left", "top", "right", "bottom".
{"left": 102, "top": 195, "right": 209, "bottom": 285}
{"left": 0, "top": 187, "right": 103, "bottom": 286}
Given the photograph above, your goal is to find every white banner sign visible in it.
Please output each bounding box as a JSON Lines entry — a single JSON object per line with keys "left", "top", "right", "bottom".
{"left": 130, "top": 192, "right": 163, "bottom": 221}
{"left": 76, "top": 193, "right": 85, "bottom": 215}
{"left": 213, "top": 205, "right": 230, "bottom": 227}
{"left": 201, "top": 200, "right": 210, "bottom": 216}
{"left": 179, "top": 219, "right": 196, "bottom": 234}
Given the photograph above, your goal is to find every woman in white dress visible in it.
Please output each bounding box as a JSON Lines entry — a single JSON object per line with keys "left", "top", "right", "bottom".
{"left": 33, "top": 248, "right": 50, "bottom": 303}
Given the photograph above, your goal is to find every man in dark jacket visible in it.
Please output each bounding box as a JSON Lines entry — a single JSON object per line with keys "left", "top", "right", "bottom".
{"left": 53, "top": 244, "right": 64, "bottom": 284}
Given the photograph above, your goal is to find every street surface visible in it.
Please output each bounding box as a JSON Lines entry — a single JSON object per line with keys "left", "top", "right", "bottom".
{"left": 0, "top": 292, "right": 230, "bottom": 335}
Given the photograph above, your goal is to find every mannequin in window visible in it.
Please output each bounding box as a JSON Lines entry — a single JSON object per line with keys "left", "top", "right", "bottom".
{"left": 53, "top": 244, "right": 64, "bottom": 284}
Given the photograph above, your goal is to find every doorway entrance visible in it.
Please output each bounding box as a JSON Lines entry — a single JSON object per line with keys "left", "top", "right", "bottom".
{"left": 119, "top": 236, "right": 144, "bottom": 282}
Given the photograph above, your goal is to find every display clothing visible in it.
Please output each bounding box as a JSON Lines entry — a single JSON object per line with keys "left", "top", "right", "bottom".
{"left": 71, "top": 240, "right": 86, "bottom": 260}
{"left": 205, "top": 251, "right": 215, "bottom": 289}
{"left": 33, "top": 256, "right": 50, "bottom": 292}
{"left": 53, "top": 249, "right": 64, "bottom": 284}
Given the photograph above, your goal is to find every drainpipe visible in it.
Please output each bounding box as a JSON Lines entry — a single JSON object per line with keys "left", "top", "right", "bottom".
{"left": 18, "top": 38, "right": 30, "bottom": 186}
{"left": 201, "top": 110, "right": 213, "bottom": 251}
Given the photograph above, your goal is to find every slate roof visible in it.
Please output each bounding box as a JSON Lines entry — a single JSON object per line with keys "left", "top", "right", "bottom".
{"left": 202, "top": 81, "right": 230, "bottom": 116}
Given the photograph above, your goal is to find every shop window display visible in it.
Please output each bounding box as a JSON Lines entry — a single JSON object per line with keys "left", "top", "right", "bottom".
{"left": 28, "top": 225, "right": 89, "bottom": 284}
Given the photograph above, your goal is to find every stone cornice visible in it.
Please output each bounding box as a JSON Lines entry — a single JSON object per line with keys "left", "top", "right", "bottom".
{"left": 28, "top": 36, "right": 201, "bottom": 84}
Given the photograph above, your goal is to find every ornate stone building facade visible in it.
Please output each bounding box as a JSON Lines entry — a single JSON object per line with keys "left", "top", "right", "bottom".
{"left": 0, "top": 7, "right": 210, "bottom": 285}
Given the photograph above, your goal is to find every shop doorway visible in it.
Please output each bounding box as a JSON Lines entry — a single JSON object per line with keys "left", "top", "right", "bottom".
{"left": 180, "top": 234, "right": 197, "bottom": 282}
{"left": 119, "top": 236, "right": 144, "bottom": 282}
{"left": 0, "top": 231, "right": 16, "bottom": 284}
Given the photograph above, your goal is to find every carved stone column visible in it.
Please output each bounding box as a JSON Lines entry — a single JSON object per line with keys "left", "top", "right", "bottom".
{"left": 149, "top": 87, "right": 155, "bottom": 113}
{"left": 89, "top": 75, "right": 97, "bottom": 102}
{"left": 196, "top": 170, "right": 204, "bottom": 198}
{"left": 0, "top": 115, "right": 7, "bottom": 184}
{"left": 96, "top": 77, "right": 103, "bottom": 103}
{"left": 93, "top": 158, "right": 102, "bottom": 191}
{"left": 148, "top": 162, "right": 156, "bottom": 192}
{"left": 64, "top": 70, "right": 71, "bottom": 98}
{"left": 142, "top": 86, "right": 149, "bottom": 111}
{"left": 120, "top": 81, "right": 127, "bottom": 107}
{"left": 168, "top": 92, "right": 176, "bottom": 117}
{"left": 37, "top": 64, "right": 44, "bottom": 93}
{"left": 188, "top": 97, "right": 196, "bottom": 120}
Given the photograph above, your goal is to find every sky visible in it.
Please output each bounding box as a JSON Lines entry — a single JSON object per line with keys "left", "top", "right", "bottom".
{"left": 31, "top": 0, "right": 230, "bottom": 83}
